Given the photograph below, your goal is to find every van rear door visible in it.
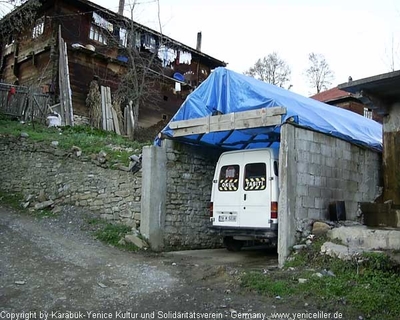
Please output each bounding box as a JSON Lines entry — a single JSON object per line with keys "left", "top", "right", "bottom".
{"left": 240, "top": 150, "right": 271, "bottom": 228}
{"left": 212, "top": 153, "right": 242, "bottom": 227}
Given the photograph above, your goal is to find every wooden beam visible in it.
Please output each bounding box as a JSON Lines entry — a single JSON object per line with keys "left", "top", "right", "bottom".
{"left": 170, "top": 107, "right": 286, "bottom": 137}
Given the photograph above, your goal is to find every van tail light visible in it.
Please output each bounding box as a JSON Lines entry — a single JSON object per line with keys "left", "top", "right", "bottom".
{"left": 271, "top": 201, "right": 278, "bottom": 219}
{"left": 209, "top": 202, "right": 214, "bottom": 218}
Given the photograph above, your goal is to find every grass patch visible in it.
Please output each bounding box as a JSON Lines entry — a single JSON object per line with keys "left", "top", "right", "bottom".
{"left": 0, "top": 116, "right": 150, "bottom": 166}
{"left": 241, "top": 239, "right": 400, "bottom": 319}
{"left": 0, "top": 190, "right": 58, "bottom": 219}
{"left": 0, "top": 191, "right": 24, "bottom": 210}
{"left": 93, "top": 220, "right": 138, "bottom": 251}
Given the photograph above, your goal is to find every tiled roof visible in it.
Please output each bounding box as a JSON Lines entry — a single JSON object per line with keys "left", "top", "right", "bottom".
{"left": 310, "top": 87, "right": 352, "bottom": 103}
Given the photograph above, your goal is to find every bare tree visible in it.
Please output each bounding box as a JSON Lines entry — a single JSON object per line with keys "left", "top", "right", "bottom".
{"left": 305, "top": 52, "right": 334, "bottom": 94}
{"left": 109, "top": 0, "right": 164, "bottom": 138}
{"left": 383, "top": 33, "right": 399, "bottom": 72}
{"left": 0, "top": 0, "right": 40, "bottom": 38}
{"left": 244, "top": 52, "right": 291, "bottom": 88}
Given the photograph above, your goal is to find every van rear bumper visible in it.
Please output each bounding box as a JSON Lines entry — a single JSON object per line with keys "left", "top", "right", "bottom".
{"left": 209, "top": 225, "right": 277, "bottom": 239}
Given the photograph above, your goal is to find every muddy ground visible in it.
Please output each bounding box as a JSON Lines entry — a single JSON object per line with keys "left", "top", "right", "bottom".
{"left": 0, "top": 204, "right": 319, "bottom": 319}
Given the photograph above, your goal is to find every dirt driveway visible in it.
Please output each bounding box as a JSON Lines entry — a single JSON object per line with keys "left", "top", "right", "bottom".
{"left": 0, "top": 204, "right": 305, "bottom": 319}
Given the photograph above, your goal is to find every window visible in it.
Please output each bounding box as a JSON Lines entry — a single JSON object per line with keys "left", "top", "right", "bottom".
{"left": 363, "top": 107, "right": 373, "bottom": 119}
{"left": 32, "top": 17, "right": 44, "bottom": 39}
{"left": 244, "top": 163, "right": 266, "bottom": 191}
{"left": 218, "top": 165, "right": 239, "bottom": 192}
{"left": 89, "top": 24, "right": 107, "bottom": 45}
{"left": 119, "top": 28, "right": 127, "bottom": 47}
{"left": 273, "top": 161, "right": 279, "bottom": 177}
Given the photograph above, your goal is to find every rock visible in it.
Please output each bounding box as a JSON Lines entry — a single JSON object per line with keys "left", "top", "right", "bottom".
{"left": 15, "top": 280, "right": 26, "bottom": 285}
{"left": 124, "top": 234, "right": 147, "bottom": 249}
{"left": 25, "top": 194, "right": 34, "bottom": 202}
{"left": 118, "top": 238, "right": 126, "bottom": 246}
{"left": 98, "top": 157, "right": 107, "bottom": 164}
{"left": 20, "top": 132, "right": 29, "bottom": 138}
{"left": 312, "top": 221, "right": 331, "bottom": 236}
{"left": 21, "top": 202, "right": 30, "bottom": 209}
{"left": 305, "top": 239, "right": 312, "bottom": 246}
{"left": 293, "top": 244, "right": 307, "bottom": 251}
{"left": 98, "top": 150, "right": 107, "bottom": 158}
{"left": 52, "top": 206, "right": 62, "bottom": 214}
{"left": 322, "top": 269, "right": 336, "bottom": 277}
{"left": 172, "top": 262, "right": 177, "bottom": 266}
{"left": 320, "top": 241, "right": 364, "bottom": 261}
{"left": 298, "top": 278, "right": 308, "bottom": 284}
{"left": 34, "top": 200, "right": 54, "bottom": 210}
{"left": 38, "top": 190, "right": 47, "bottom": 202}
{"left": 97, "top": 282, "right": 107, "bottom": 288}
{"left": 51, "top": 141, "right": 59, "bottom": 147}
{"left": 119, "top": 209, "right": 132, "bottom": 218}
{"left": 100, "top": 214, "right": 114, "bottom": 221}
{"left": 97, "top": 151, "right": 107, "bottom": 163}
{"left": 313, "top": 273, "right": 323, "bottom": 278}
{"left": 275, "top": 296, "right": 281, "bottom": 300}
{"left": 71, "top": 146, "right": 82, "bottom": 157}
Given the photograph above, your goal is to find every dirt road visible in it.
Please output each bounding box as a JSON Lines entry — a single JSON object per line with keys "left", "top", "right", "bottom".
{"left": 0, "top": 204, "right": 304, "bottom": 319}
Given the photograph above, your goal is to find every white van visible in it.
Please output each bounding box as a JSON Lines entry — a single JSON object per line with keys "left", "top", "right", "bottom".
{"left": 209, "top": 148, "right": 279, "bottom": 251}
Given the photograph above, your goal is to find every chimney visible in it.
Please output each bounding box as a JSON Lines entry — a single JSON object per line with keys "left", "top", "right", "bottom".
{"left": 118, "top": 0, "right": 125, "bottom": 15}
{"left": 196, "top": 32, "right": 202, "bottom": 51}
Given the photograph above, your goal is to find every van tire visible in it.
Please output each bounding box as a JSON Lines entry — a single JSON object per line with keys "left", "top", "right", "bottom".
{"left": 223, "top": 237, "right": 243, "bottom": 252}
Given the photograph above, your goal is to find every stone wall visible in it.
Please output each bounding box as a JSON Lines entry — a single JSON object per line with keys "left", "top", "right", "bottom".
{"left": 141, "top": 141, "right": 224, "bottom": 250}
{"left": 0, "top": 137, "right": 141, "bottom": 227}
{"left": 163, "top": 141, "right": 223, "bottom": 249}
{"left": 278, "top": 124, "right": 382, "bottom": 266}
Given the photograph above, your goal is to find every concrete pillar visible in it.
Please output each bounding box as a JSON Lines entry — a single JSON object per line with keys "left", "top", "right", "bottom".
{"left": 140, "top": 145, "right": 167, "bottom": 251}
{"left": 278, "top": 124, "right": 297, "bottom": 267}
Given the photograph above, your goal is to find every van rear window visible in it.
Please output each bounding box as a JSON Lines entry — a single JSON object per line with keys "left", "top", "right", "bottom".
{"left": 219, "top": 165, "right": 239, "bottom": 191}
{"left": 244, "top": 163, "right": 266, "bottom": 191}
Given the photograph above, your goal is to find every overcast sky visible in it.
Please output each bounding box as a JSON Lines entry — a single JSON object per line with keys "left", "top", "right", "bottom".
{"left": 95, "top": 0, "right": 399, "bottom": 96}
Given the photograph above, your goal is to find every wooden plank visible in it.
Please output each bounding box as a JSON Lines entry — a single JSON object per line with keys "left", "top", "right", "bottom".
{"left": 100, "top": 86, "right": 107, "bottom": 130}
{"left": 63, "top": 42, "right": 74, "bottom": 126}
{"left": 123, "top": 105, "right": 128, "bottom": 135}
{"left": 126, "top": 106, "right": 132, "bottom": 138}
{"left": 111, "top": 107, "right": 121, "bottom": 135}
{"left": 169, "top": 116, "right": 208, "bottom": 129}
{"left": 170, "top": 107, "right": 286, "bottom": 137}
{"left": 58, "top": 26, "right": 66, "bottom": 126}
{"left": 129, "top": 105, "right": 135, "bottom": 139}
{"left": 106, "top": 87, "right": 114, "bottom": 131}
{"left": 173, "top": 115, "right": 282, "bottom": 137}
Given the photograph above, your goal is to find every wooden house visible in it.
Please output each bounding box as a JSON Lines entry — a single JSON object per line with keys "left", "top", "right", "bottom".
{"left": 0, "top": 0, "right": 226, "bottom": 128}
{"left": 310, "top": 86, "right": 382, "bottom": 123}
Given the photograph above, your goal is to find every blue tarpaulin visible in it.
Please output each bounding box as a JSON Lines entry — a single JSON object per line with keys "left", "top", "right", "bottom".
{"left": 157, "top": 67, "right": 382, "bottom": 152}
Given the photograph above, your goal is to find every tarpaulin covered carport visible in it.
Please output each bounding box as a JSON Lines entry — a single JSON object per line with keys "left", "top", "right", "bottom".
{"left": 148, "top": 67, "right": 383, "bottom": 266}
{"left": 157, "top": 67, "right": 382, "bottom": 151}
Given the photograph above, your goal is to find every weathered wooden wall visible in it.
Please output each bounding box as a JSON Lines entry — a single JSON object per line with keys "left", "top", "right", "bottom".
{"left": 383, "top": 103, "right": 400, "bottom": 205}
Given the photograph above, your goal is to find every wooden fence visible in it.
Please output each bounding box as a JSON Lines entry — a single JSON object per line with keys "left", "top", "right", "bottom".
{"left": 0, "top": 83, "right": 50, "bottom": 122}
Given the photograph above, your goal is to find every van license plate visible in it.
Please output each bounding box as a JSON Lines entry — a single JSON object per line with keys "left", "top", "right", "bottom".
{"left": 218, "top": 215, "right": 237, "bottom": 222}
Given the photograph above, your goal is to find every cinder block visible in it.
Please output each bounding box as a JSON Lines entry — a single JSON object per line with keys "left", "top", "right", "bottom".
{"left": 308, "top": 186, "right": 321, "bottom": 197}
{"left": 315, "top": 197, "right": 327, "bottom": 209}
{"left": 302, "top": 196, "right": 315, "bottom": 208}
{"left": 311, "top": 154, "right": 321, "bottom": 164}
{"left": 308, "top": 208, "right": 323, "bottom": 220}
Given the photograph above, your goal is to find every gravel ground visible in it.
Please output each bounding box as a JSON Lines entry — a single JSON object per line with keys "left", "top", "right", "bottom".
{"left": 0, "top": 204, "right": 308, "bottom": 319}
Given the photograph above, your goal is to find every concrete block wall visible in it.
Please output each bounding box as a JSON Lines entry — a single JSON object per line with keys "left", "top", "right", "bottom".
{"left": 293, "top": 128, "right": 381, "bottom": 220}
{"left": 0, "top": 137, "right": 141, "bottom": 227}
{"left": 278, "top": 124, "right": 382, "bottom": 266}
